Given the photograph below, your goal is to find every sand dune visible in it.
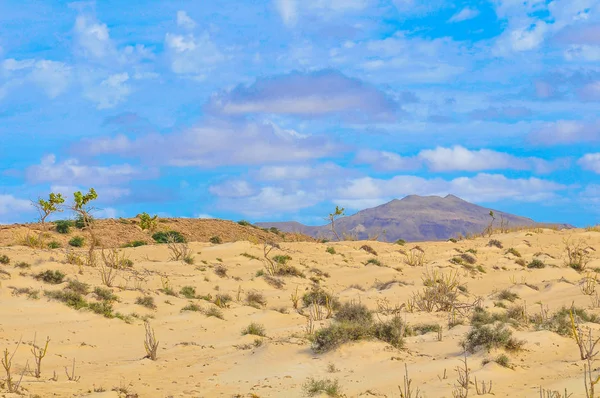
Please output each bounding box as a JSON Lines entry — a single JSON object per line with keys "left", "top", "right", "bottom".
{"left": 1, "top": 227, "right": 599, "bottom": 397}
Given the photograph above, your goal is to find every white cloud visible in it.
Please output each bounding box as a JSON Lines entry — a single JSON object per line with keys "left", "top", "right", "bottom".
{"left": 578, "top": 81, "right": 600, "bottom": 101}
{"left": 84, "top": 72, "right": 131, "bottom": 109}
{"left": 74, "top": 15, "right": 114, "bottom": 59}
{"left": 579, "top": 153, "right": 600, "bottom": 173}
{"left": 334, "top": 173, "right": 566, "bottom": 209}
{"left": 354, "top": 149, "right": 419, "bottom": 171}
{"left": 176, "top": 11, "right": 196, "bottom": 30}
{"left": 164, "top": 32, "right": 223, "bottom": 78}
{"left": 1, "top": 59, "right": 71, "bottom": 98}
{"left": 209, "top": 180, "right": 255, "bottom": 198}
{"left": 530, "top": 120, "right": 600, "bottom": 144}
{"left": 0, "top": 195, "right": 31, "bottom": 217}
{"left": 564, "top": 45, "right": 600, "bottom": 61}
{"left": 26, "top": 154, "right": 146, "bottom": 186}
{"left": 254, "top": 163, "right": 346, "bottom": 180}
{"left": 216, "top": 187, "right": 321, "bottom": 216}
{"left": 448, "top": 7, "right": 479, "bottom": 23}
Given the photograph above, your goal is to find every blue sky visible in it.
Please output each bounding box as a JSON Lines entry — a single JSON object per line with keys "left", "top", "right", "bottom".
{"left": 1, "top": 0, "right": 599, "bottom": 226}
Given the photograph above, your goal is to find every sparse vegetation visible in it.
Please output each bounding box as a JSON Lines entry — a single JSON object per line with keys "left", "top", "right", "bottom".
{"left": 242, "top": 322, "right": 266, "bottom": 337}
{"left": 136, "top": 296, "right": 157, "bottom": 309}
{"left": 34, "top": 270, "right": 65, "bottom": 284}
{"left": 487, "top": 239, "right": 503, "bottom": 249}
{"left": 303, "top": 378, "right": 342, "bottom": 397}
{"left": 528, "top": 259, "right": 546, "bottom": 269}
{"left": 0, "top": 254, "right": 9, "bottom": 264}
{"left": 209, "top": 236, "right": 222, "bottom": 244}
{"left": 152, "top": 230, "right": 185, "bottom": 243}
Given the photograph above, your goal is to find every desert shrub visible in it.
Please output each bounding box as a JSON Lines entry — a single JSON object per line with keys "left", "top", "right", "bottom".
{"left": 214, "top": 265, "right": 228, "bottom": 278}
{"left": 14, "top": 261, "right": 31, "bottom": 269}
{"left": 564, "top": 238, "right": 592, "bottom": 272}
{"left": 303, "top": 378, "right": 342, "bottom": 397}
{"left": 466, "top": 248, "right": 478, "bottom": 254}
{"left": 461, "top": 323, "right": 524, "bottom": 353}
{"left": 67, "top": 280, "right": 90, "bottom": 295}
{"left": 497, "top": 289, "right": 519, "bottom": 302}
{"left": 527, "top": 259, "right": 545, "bottom": 269}
{"left": 450, "top": 257, "right": 464, "bottom": 265}
{"left": 411, "top": 269, "right": 461, "bottom": 312}
{"left": 237, "top": 220, "right": 251, "bottom": 226}
{"left": 74, "top": 214, "right": 90, "bottom": 229}
{"left": 180, "top": 286, "right": 196, "bottom": 299}
{"left": 487, "top": 239, "right": 503, "bottom": 249}
{"left": 88, "top": 301, "right": 114, "bottom": 318}
{"left": 209, "top": 236, "right": 222, "bottom": 244}
{"left": 411, "top": 323, "right": 441, "bottom": 335}
{"left": 515, "top": 258, "right": 526, "bottom": 266}
{"left": 241, "top": 252, "right": 260, "bottom": 260}
{"left": 263, "top": 275, "right": 285, "bottom": 289}
{"left": 360, "top": 245, "right": 377, "bottom": 256}
{"left": 448, "top": 238, "right": 458, "bottom": 243}
{"left": 205, "top": 307, "right": 224, "bottom": 319}
{"left": 139, "top": 212, "right": 158, "bottom": 231}
{"left": 302, "top": 287, "right": 341, "bottom": 310}
{"left": 152, "top": 231, "right": 185, "bottom": 243}
{"left": 535, "top": 306, "right": 600, "bottom": 336}
{"left": 404, "top": 247, "right": 426, "bottom": 266}
{"left": 55, "top": 220, "right": 73, "bottom": 234}
{"left": 335, "top": 302, "right": 372, "bottom": 324}
{"left": 311, "top": 321, "right": 372, "bottom": 353}
{"left": 460, "top": 253, "right": 477, "bottom": 265}
{"left": 273, "top": 254, "right": 292, "bottom": 265}
{"left": 35, "top": 270, "right": 65, "bottom": 284}
{"left": 246, "top": 291, "right": 267, "bottom": 308}
{"left": 505, "top": 248, "right": 521, "bottom": 257}
{"left": 0, "top": 254, "right": 10, "bottom": 264}
{"left": 242, "top": 322, "right": 266, "bottom": 337}
{"left": 11, "top": 287, "right": 39, "bottom": 300}
{"left": 395, "top": 239, "right": 406, "bottom": 246}
{"left": 326, "top": 247, "right": 336, "bottom": 255}
{"left": 69, "top": 236, "right": 85, "bottom": 247}
{"left": 122, "top": 240, "right": 147, "bottom": 248}
{"left": 471, "top": 307, "right": 508, "bottom": 327}
{"left": 44, "top": 290, "right": 87, "bottom": 310}
{"left": 47, "top": 241, "right": 61, "bottom": 249}
{"left": 372, "top": 316, "right": 406, "bottom": 349}
{"left": 136, "top": 296, "right": 156, "bottom": 309}
{"left": 494, "top": 354, "right": 511, "bottom": 368}
{"left": 181, "top": 303, "right": 202, "bottom": 312}
{"left": 275, "top": 264, "right": 305, "bottom": 278}
{"left": 94, "top": 287, "right": 118, "bottom": 302}
{"left": 214, "top": 293, "right": 232, "bottom": 308}
{"left": 365, "top": 258, "right": 383, "bottom": 267}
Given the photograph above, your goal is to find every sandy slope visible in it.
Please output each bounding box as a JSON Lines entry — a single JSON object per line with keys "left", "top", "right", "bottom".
{"left": 0, "top": 228, "right": 599, "bottom": 397}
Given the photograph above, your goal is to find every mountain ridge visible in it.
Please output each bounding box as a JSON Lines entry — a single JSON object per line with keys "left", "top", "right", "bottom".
{"left": 256, "top": 194, "right": 571, "bottom": 242}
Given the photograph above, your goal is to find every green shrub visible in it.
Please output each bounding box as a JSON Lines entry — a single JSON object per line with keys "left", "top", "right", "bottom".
{"left": 55, "top": 220, "right": 73, "bottom": 234}
{"left": 47, "top": 241, "right": 61, "bottom": 249}
{"left": 302, "top": 287, "right": 340, "bottom": 310}
{"left": 14, "top": 261, "right": 31, "bottom": 269}
{"left": 246, "top": 291, "right": 267, "bottom": 308}
{"left": 335, "top": 302, "right": 372, "bottom": 324}
{"left": 273, "top": 254, "right": 292, "bottom": 265}
{"left": 180, "top": 286, "right": 197, "bottom": 299}
{"left": 372, "top": 316, "right": 406, "bottom": 349}
{"left": 139, "top": 212, "right": 158, "bottom": 231}
{"left": 0, "top": 254, "right": 10, "bottom": 264}
{"left": 461, "top": 323, "right": 524, "bottom": 353}
{"left": 152, "top": 231, "right": 185, "bottom": 243}
{"left": 365, "top": 258, "right": 383, "bottom": 267}
{"left": 214, "top": 293, "right": 232, "bottom": 308}
{"left": 205, "top": 307, "right": 224, "bottom": 319}
{"left": 136, "top": 296, "right": 156, "bottom": 309}
{"left": 311, "top": 321, "right": 372, "bottom": 353}
{"left": 506, "top": 248, "right": 521, "bottom": 257}
{"left": 242, "top": 322, "right": 266, "bottom": 337}
{"left": 237, "top": 220, "right": 251, "bottom": 226}
{"left": 303, "top": 378, "right": 342, "bottom": 397}
{"left": 94, "top": 287, "right": 118, "bottom": 302}
{"left": 181, "top": 303, "right": 202, "bottom": 312}
{"left": 497, "top": 289, "right": 519, "bottom": 302}
{"left": 209, "top": 236, "right": 222, "bottom": 244}
{"left": 395, "top": 239, "right": 406, "bottom": 245}
{"left": 411, "top": 323, "right": 441, "bottom": 335}
{"left": 35, "top": 270, "right": 65, "bottom": 284}
{"left": 122, "top": 240, "right": 147, "bottom": 248}
{"left": 44, "top": 290, "right": 87, "bottom": 310}
{"left": 326, "top": 247, "right": 336, "bottom": 255}
{"left": 527, "top": 259, "right": 545, "bottom": 269}
{"left": 67, "top": 280, "right": 90, "bottom": 295}
{"left": 68, "top": 236, "right": 85, "bottom": 247}
{"left": 88, "top": 301, "right": 114, "bottom": 318}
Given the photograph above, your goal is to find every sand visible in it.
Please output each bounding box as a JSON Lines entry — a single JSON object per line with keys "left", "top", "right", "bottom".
{"left": 0, "top": 227, "right": 599, "bottom": 397}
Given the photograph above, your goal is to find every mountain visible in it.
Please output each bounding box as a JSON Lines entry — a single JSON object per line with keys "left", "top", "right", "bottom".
{"left": 256, "top": 194, "right": 570, "bottom": 242}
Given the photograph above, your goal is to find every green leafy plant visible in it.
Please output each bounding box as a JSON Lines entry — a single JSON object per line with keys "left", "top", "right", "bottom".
{"left": 34, "top": 270, "right": 65, "bottom": 284}
{"left": 69, "top": 236, "right": 85, "bottom": 247}
{"left": 54, "top": 220, "right": 73, "bottom": 234}
{"left": 152, "top": 230, "right": 185, "bottom": 243}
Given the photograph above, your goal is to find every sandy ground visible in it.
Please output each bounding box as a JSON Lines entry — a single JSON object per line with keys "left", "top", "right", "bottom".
{"left": 1, "top": 227, "right": 599, "bottom": 397}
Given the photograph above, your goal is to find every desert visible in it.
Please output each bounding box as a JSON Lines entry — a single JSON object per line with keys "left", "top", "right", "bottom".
{"left": 1, "top": 204, "right": 599, "bottom": 397}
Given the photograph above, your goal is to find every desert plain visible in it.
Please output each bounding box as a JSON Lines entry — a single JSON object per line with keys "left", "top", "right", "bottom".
{"left": 1, "top": 220, "right": 599, "bottom": 398}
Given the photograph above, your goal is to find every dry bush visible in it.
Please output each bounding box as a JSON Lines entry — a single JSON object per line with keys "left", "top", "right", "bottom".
{"left": 487, "top": 239, "right": 503, "bottom": 249}
{"left": 398, "top": 364, "right": 422, "bottom": 398}
{"left": 360, "top": 245, "right": 377, "bottom": 256}
{"left": 404, "top": 247, "right": 426, "bottom": 267}
{"left": 143, "top": 321, "right": 159, "bottom": 360}
{"left": 246, "top": 291, "right": 267, "bottom": 308}
{"left": 1, "top": 339, "right": 27, "bottom": 393}
{"left": 214, "top": 265, "right": 228, "bottom": 278}
{"left": 99, "top": 262, "right": 118, "bottom": 287}
{"left": 167, "top": 234, "right": 193, "bottom": 263}
{"left": 30, "top": 333, "right": 50, "bottom": 379}
{"left": 564, "top": 238, "right": 593, "bottom": 272}
{"left": 410, "top": 269, "right": 462, "bottom": 313}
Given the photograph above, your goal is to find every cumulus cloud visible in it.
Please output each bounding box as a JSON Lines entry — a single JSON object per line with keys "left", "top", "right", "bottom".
{"left": 530, "top": 120, "right": 600, "bottom": 145}
{"left": 74, "top": 119, "right": 340, "bottom": 167}
{"left": 1, "top": 59, "right": 71, "bottom": 98}
{"left": 354, "top": 149, "right": 419, "bottom": 171}
{"left": 84, "top": 72, "right": 131, "bottom": 109}
{"left": 334, "top": 173, "right": 566, "bottom": 209}
{"left": 0, "top": 195, "right": 32, "bottom": 217}
{"left": 26, "top": 154, "right": 148, "bottom": 186}
{"left": 578, "top": 153, "right": 600, "bottom": 173}
{"left": 448, "top": 7, "right": 479, "bottom": 23}
{"left": 176, "top": 11, "right": 196, "bottom": 30}
{"left": 254, "top": 163, "right": 348, "bottom": 180}
{"left": 209, "top": 180, "right": 255, "bottom": 198}
{"left": 275, "top": 0, "right": 298, "bottom": 26}
{"left": 215, "top": 186, "right": 322, "bottom": 216}
{"left": 74, "top": 15, "right": 114, "bottom": 59}
{"left": 206, "top": 69, "right": 398, "bottom": 121}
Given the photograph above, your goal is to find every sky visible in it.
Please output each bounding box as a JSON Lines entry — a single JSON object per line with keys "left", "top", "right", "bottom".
{"left": 0, "top": 0, "right": 599, "bottom": 227}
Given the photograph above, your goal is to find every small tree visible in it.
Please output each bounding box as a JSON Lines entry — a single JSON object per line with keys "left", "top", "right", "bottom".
{"left": 32, "top": 192, "right": 65, "bottom": 246}
{"left": 139, "top": 212, "right": 158, "bottom": 231}
{"left": 485, "top": 210, "right": 496, "bottom": 237}
{"left": 71, "top": 189, "right": 98, "bottom": 266}
{"left": 327, "top": 206, "right": 345, "bottom": 241}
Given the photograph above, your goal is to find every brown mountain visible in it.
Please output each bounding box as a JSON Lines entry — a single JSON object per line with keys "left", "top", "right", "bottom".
{"left": 256, "top": 194, "right": 570, "bottom": 242}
